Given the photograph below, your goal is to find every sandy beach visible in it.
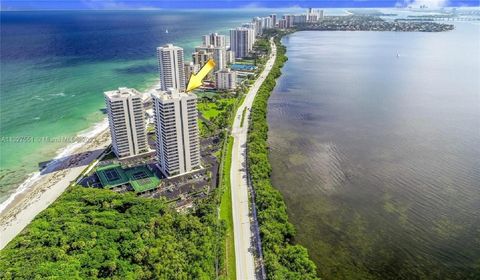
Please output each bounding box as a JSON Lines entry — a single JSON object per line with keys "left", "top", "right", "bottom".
{"left": 0, "top": 82, "right": 159, "bottom": 250}
{"left": 0, "top": 126, "right": 111, "bottom": 250}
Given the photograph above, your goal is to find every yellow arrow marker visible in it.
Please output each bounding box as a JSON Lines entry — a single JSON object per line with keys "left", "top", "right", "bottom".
{"left": 186, "top": 59, "right": 216, "bottom": 92}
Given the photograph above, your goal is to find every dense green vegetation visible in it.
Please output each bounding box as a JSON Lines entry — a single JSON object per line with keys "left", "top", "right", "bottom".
{"left": 247, "top": 36, "right": 319, "bottom": 279}
{"left": 219, "top": 136, "right": 236, "bottom": 280}
{"left": 0, "top": 186, "right": 224, "bottom": 279}
{"left": 197, "top": 94, "right": 238, "bottom": 137}
{"left": 198, "top": 98, "right": 235, "bottom": 120}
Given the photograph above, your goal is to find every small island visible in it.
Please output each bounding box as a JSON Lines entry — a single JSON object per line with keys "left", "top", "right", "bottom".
{"left": 296, "top": 15, "right": 454, "bottom": 32}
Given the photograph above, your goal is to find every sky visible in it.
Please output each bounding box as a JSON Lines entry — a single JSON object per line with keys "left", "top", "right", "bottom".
{"left": 1, "top": 0, "right": 478, "bottom": 11}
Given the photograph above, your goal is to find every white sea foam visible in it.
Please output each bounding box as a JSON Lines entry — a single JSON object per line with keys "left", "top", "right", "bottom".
{"left": 32, "top": 96, "right": 44, "bottom": 101}
{"left": 48, "top": 92, "right": 66, "bottom": 97}
{"left": 0, "top": 118, "right": 109, "bottom": 213}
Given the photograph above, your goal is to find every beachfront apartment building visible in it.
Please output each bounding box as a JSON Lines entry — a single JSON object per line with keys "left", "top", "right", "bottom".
{"left": 307, "top": 8, "right": 324, "bottom": 22}
{"left": 194, "top": 45, "right": 226, "bottom": 71}
{"left": 215, "top": 68, "right": 237, "bottom": 90}
{"left": 212, "top": 47, "right": 227, "bottom": 71}
{"left": 242, "top": 23, "right": 257, "bottom": 49}
{"left": 157, "top": 44, "right": 186, "bottom": 92}
{"left": 270, "top": 14, "right": 277, "bottom": 27}
{"left": 151, "top": 88, "right": 200, "bottom": 177}
{"left": 226, "top": 49, "right": 235, "bottom": 64}
{"left": 184, "top": 62, "right": 200, "bottom": 88}
{"left": 202, "top": 32, "right": 226, "bottom": 48}
{"left": 283, "top": 14, "right": 295, "bottom": 28}
{"left": 192, "top": 49, "right": 212, "bottom": 67}
{"left": 252, "top": 17, "right": 263, "bottom": 35}
{"left": 278, "top": 18, "right": 287, "bottom": 29}
{"left": 230, "top": 27, "right": 254, "bottom": 59}
{"left": 104, "top": 87, "right": 148, "bottom": 159}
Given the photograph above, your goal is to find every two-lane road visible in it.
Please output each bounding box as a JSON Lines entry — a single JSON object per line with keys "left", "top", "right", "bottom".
{"left": 230, "top": 37, "right": 276, "bottom": 280}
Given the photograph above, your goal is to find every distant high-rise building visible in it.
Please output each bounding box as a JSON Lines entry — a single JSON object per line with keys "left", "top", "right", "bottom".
{"left": 307, "top": 8, "right": 323, "bottom": 22}
{"left": 184, "top": 62, "right": 200, "bottom": 88}
{"left": 230, "top": 27, "right": 254, "bottom": 59}
{"left": 151, "top": 88, "right": 200, "bottom": 176}
{"left": 194, "top": 45, "right": 226, "bottom": 71}
{"left": 270, "top": 14, "right": 277, "bottom": 27}
{"left": 283, "top": 14, "right": 295, "bottom": 28}
{"left": 241, "top": 23, "right": 256, "bottom": 48}
{"left": 215, "top": 68, "right": 237, "bottom": 90}
{"left": 157, "top": 44, "right": 185, "bottom": 91}
{"left": 212, "top": 47, "right": 227, "bottom": 71}
{"left": 226, "top": 49, "right": 235, "bottom": 65}
{"left": 252, "top": 17, "right": 263, "bottom": 35}
{"left": 104, "top": 87, "right": 148, "bottom": 159}
{"left": 262, "top": 17, "right": 273, "bottom": 30}
{"left": 192, "top": 50, "right": 212, "bottom": 67}
{"left": 278, "top": 18, "right": 287, "bottom": 29}
{"left": 293, "top": 14, "right": 307, "bottom": 25}
{"left": 202, "top": 33, "right": 226, "bottom": 47}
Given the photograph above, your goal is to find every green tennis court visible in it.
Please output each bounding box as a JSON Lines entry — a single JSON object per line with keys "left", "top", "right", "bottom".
{"left": 96, "top": 164, "right": 160, "bottom": 193}
{"left": 96, "top": 164, "right": 129, "bottom": 189}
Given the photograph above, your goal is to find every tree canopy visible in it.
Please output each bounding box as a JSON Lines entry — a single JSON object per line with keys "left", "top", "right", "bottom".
{"left": 0, "top": 186, "right": 223, "bottom": 280}
{"left": 247, "top": 36, "right": 319, "bottom": 280}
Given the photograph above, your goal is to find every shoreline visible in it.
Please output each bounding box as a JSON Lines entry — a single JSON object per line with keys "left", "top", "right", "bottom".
{"left": 245, "top": 33, "right": 319, "bottom": 278}
{"left": 0, "top": 82, "right": 159, "bottom": 250}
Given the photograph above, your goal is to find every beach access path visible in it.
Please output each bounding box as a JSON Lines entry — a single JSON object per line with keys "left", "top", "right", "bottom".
{"left": 230, "top": 37, "right": 276, "bottom": 280}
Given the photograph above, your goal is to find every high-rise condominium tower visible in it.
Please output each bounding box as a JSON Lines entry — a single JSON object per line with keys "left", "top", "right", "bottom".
{"left": 151, "top": 88, "right": 200, "bottom": 176}
{"left": 104, "top": 87, "right": 148, "bottom": 159}
{"left": 215, "top": 68, "right": 237, "bottom": 90}
{"left": 230, "top": 27, "right": 254, "bottom": 59}
{"left": 202, "top": 33, "right": 226, "bottom": 47}
{"left": 156, "top": 44, "right": 185, "bottom": 91}
{"left": 270, "top": 14, "right": 277, "bottom": 27}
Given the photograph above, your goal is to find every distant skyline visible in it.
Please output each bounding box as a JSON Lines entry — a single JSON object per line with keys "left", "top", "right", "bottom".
{"left": 1, "top": 0, "right": 478, "bottom": 11}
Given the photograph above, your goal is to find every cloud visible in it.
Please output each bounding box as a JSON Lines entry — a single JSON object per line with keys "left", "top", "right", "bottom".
{"left": 396, "top": 0, "right": 450, "bottom": 8}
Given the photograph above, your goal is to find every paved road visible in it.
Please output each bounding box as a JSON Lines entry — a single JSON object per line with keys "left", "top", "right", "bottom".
{"left": 230, "top": 38, "right": 276, "bottom": 280}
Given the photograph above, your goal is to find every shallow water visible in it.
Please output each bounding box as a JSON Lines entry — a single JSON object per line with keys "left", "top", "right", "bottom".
{"left": 0, "top": 10, "right": 261, "bottom": 204}
{"left": 268, "top": 24, "right": 480, "bottom": 279}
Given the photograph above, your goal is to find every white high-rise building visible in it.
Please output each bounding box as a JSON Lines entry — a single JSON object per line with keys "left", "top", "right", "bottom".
{"left": 157, "top": 44, "right": 185, "bottom": 92}
{"left": 230, "top": 27, "right": 254, "bottom": 59}
{"left": 252, "top": 17, "right": 263, "bottom": 35}
{"left": 212, "top": 47, "right": 227, "bottom": 71}
{"left": 193, "top": 45, "right": 225, "bottom": 71}
{"left": 192, "top": 50, "right": 212, "bottom": 67}
{"left": 242, "top": 23, "right": 257, "bottom": 48}
{"left": 151, "top": 88, "right": 200, "bottom": 176}
{"left": 202, "top": 33, "right": 226, "bottom": 47}
{"left": 104, "top": 87, "right": 148, "bottom": 159}
{"left": 284, "top": 14, "right": 295, "bottom": 28}
{"left": 226, "top": 49, "right": 235, "bottom": 65}
{"left": 307, "top": 8, "right": 324, "bottom": 22}
{"left": 270, "top": 14, "right": 277, "bottom": 27}
{"left": 293, "top": 14, "right": 307, "bottom": 25}
{"left": 262, "top": 17, "right": 273, "bottom": 30}
{"left": 278, "top": 18, "right": 287, "bottom": 29}
{"left": 215, "top": 68, "right": 237, "bottom": 90}
{"left": 184, "top": 62, "right": 200, "bottom": 88}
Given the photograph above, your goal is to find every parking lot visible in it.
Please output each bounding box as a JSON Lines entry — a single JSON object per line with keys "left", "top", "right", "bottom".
{"left": 78, "top": 134, "right": 223, "bottom": 209}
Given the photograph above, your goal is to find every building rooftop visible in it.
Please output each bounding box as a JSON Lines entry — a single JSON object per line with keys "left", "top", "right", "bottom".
{"left": 150, "top": 88, "right": 197, "bottom": 101}
{"left": 157, "top": 43, "right": 182, "bottom": 50}
{"left": 104, "top": 87, "right": 142, "bottom": 99}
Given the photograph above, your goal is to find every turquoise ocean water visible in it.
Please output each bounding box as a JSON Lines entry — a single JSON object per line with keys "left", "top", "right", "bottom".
{"left": 0, "top": 10, "right": 268, "bottom": 205}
